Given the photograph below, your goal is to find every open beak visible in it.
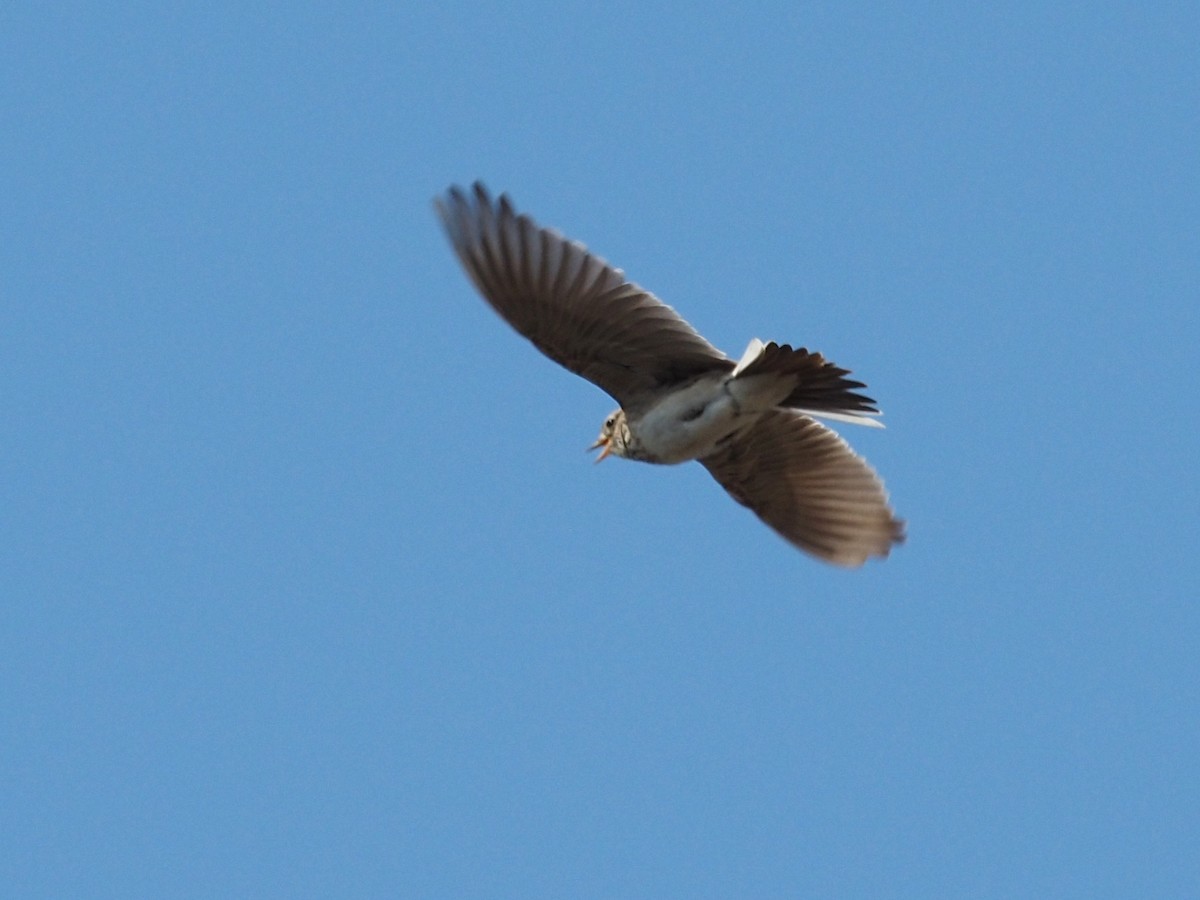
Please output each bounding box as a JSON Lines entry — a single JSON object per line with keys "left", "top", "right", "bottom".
{"left": 588, "top": 437, "right": 613, "bottom": 463}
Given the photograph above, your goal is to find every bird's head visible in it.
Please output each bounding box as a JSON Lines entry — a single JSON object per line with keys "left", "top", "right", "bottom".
{"left": 588, "top": 408, "right": 628, "bottom": 462}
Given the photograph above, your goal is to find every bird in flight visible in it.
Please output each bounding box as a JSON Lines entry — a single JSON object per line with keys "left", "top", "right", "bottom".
{"left": 435, "top": 183, "right": 904, "bottom": 566}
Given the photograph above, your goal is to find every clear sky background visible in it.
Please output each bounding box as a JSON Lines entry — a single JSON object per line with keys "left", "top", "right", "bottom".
{"left": 3, "top": 4, "right": 1197, "bottom": 897}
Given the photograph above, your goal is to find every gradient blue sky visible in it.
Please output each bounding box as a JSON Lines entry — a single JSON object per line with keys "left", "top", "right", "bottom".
{"left": 3, "top": 4, "right": 1197, "bottom": 897}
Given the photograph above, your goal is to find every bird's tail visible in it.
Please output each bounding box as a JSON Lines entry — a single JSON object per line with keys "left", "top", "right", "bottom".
{"left": 732, "top": 339, "right": 884, "bottom": 428}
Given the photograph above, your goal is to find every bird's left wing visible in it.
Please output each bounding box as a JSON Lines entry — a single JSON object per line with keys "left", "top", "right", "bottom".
{"left": 436, "top": 183, "right": 732, "bottom": 411}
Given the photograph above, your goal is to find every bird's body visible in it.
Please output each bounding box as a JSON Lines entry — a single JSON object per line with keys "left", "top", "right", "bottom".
{"left": 435, "top": 182, "right": 904, "bottom": 566}
{"left": 598, "top": 342, "right": 820, "bottom": 464}
{"left": 609, "top": 372, "right": 754, "bottom": 464}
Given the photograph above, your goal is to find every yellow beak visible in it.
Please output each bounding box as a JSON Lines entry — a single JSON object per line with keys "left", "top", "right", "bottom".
{"left": 588, "top": 437, "right": 612, "bottom": 463}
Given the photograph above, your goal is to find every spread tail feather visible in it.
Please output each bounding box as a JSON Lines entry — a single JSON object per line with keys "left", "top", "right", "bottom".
{"left": 731, "top": 340, "right": 884, "bottom": 427}
{"left": 732, "top": 338, "right": 767, "bottom": 376}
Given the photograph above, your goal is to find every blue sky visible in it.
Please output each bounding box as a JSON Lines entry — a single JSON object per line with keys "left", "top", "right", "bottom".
{"left": 3, "top": 3, "right": 1197, "bottom": 897}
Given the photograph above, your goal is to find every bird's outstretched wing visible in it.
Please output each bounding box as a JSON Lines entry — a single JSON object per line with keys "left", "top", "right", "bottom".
{"left": 436, "top": 182, "right": 732, "bottom": 411}
{"left": 700, "top": 411, "right": 904, "bottom": 566}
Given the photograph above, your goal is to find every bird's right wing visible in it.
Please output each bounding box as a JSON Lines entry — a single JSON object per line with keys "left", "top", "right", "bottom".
{"left": 436, "top": 183, "right": 732, "bottom": 411}
{"left": 700, "top": 411, "right": 904, "bottom": 566}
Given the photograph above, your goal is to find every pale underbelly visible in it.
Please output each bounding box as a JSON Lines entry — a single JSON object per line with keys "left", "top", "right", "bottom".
{"left": 634, "top": 392, "right": 751, "bottom": 464}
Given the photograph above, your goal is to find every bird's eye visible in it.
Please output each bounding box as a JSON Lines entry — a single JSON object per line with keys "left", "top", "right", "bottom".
{"left": 605, "top": 417, "right": 615, "bottom": 428}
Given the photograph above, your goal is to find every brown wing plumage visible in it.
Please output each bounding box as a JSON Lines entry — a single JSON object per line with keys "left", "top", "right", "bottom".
{"left": 700, "top": 411, "right": 904, "bottom": 566}
{"left": 435, "top": 183, "right": 732, "bottom": 410}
